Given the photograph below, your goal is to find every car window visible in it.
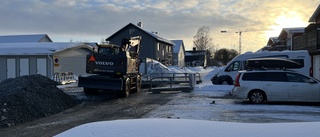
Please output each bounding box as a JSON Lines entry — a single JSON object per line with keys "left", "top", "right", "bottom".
{"left": 264, "top": 72, "right": 287, "bottom": 82}
{"left": 242, "top": 72, "right": 264, "bottom": 81}
{"left": 226, "top": 61, "right": 240, "bottom": 71}
{"left": 286, "top": 73, "right": 310, "bottom": 83}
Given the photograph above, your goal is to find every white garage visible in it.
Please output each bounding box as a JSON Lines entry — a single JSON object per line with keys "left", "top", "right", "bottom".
{"left": 0, "top": 42, "right": 93, "bottom": 81}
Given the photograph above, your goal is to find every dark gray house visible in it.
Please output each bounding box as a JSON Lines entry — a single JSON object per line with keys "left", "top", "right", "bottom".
{"left": 106, "top": 23, "right": 174, "bottom": 66}
{"left": 185, "top": 48, "right": 207, "bottom": 68}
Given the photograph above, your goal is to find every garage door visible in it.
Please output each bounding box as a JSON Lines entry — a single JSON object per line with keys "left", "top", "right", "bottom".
{"left": 37, "top": 58, "right": 47, "bottom": 76}
{"left": 313, "top": 55, "right": 320, "bottom": 80}
{"left": 20, "top": 58, "right": 29, "bottom": 76}
{"left": 7, "top": 58, "right": 16, "bottom": 78}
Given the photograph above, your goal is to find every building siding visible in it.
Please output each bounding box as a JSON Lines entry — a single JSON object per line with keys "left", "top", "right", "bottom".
{"left": 53, "top": 48, "right": 91, "bottom": 76}
{"left": 107, "top": 24, "right": 174, "bottom": 66}
{"left": 0, "top": 55, "right": 51, "bottom": 81}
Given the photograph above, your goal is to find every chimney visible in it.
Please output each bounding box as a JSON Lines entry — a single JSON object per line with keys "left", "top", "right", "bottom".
{"left": 193, "top": 47, "right": 196, "bottom": 51}
{"left": 137, "top": 22, "right": 143, "bottom": 28}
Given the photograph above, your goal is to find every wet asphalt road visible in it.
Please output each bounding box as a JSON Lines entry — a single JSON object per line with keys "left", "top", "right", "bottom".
{"left": 1, "top": 86, "right": 320, "bottom": 137}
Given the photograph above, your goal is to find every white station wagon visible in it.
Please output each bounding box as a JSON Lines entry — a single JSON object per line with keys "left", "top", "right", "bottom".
{"left": 231, "top": 70, "right": 320, "bottom": 104}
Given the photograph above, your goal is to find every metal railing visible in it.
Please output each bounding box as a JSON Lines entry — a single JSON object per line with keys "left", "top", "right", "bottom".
{"left": 53, "top": 72, "right": 76, "bottom": 85}
{"left": 148, "top": 73, "right": 196, "bottom": 93}
{"left": 144, "top": 72, "right": 202, "bottom": 84}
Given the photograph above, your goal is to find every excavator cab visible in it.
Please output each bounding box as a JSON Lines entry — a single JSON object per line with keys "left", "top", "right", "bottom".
{"left": 97, "top": 44, "right": 121, "bottom": 55}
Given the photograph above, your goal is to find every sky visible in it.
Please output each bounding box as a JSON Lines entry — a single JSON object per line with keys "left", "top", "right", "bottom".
{"left": 1, "top": 0, "right": 319, "bottom": 52}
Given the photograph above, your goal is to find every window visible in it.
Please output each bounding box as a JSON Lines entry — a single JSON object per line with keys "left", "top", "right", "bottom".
{"left": 264, "top": 72, "right": 287, "bottom": 82}
{"left": 157, "top": 43, "right": 160, "bottom": 51}
{"left": 286, "top": 72, "right": 310, "bottom": 83}
{"left": 226, "top": 61, "right": 240, "bottom": 71}
{"left": 242, "top": 72, "right": 265, "bottom": 81}
{"left": 290, "top": 59, "right": 304, "bottom": 67}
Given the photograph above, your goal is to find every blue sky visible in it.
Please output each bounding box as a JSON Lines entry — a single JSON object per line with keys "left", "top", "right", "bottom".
{"left": 0, "top": 0, "right": 319, "bottom": 52}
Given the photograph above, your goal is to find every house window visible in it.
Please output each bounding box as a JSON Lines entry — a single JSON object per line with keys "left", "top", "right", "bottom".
{"left": 157, "top": 43, "right": 160, "bottom": 51}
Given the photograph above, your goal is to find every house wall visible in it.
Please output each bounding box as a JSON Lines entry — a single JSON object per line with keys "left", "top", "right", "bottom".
{"left": 178, "top": 46, "right": 185, "bottom": 67}
{"left": 53, "top": 47, "right": 91, "bottom": 76}
{"left": 107, "top": 25, "right": 173, "bottom": 66}
{"left": 0, "top": 55, "right": 52, "bottom": 81}
{"left": 156, "top": 42, "right": 173, "bottom": 66}
{"left": 107, "top": 25, "right": 157, "bottom": 59}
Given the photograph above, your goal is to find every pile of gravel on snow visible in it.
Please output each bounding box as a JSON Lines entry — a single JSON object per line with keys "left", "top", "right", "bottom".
{"left": 0, "top": 74, "right": 78, "bottom": 128}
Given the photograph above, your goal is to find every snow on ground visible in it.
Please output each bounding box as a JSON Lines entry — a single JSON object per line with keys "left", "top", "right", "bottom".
{"left": 55, "top": 118, "right": 320, "bottom": 137}
{"left": 56, "top": 66, "right": 320, "bottom": 136}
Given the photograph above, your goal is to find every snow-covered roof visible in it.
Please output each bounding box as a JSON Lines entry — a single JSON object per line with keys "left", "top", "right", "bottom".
{"left": 278, "top": 27, "right": 305, "bottom": 39}
{"left": 0, "top": 42, "right": 92, "bottom": 55}
{"left": 171, "top": 40, "right": 183, "bottom": 53}
{"left": 280, "top": 27, "right": 305, "bottom": 34}
{"left": 0, "top": 34, "right": 52, "bottom": 43}
{"left": 144, "top": 30, "right": 174, "bottom": 45}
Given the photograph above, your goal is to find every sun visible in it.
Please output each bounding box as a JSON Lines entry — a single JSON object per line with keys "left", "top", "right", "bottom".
{"left": 264, "top": 14, "right": 309, "bottom": 38}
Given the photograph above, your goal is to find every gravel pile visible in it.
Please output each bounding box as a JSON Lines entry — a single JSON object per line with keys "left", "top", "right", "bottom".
{"left": 0, "top": 74, "right": 78, "bottom": 128}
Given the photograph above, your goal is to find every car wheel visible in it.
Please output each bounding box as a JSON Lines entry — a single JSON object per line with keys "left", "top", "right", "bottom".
{"left": 220, "top": 79, "right": 231, "bottom": 85}
{"left": 249, "top": 91, "right": 265, "bottom": 104}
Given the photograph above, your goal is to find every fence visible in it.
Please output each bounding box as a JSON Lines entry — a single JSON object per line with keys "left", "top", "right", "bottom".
{"left": 53, "top": 72, "right": 76, "bottom": 85}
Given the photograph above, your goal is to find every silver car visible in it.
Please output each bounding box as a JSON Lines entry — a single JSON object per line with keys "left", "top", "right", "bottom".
{"left": 231, "top": 70, "right": 320, "bottom": 104}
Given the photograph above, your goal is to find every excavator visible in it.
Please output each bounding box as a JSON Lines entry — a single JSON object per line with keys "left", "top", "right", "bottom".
{"left": 78, "top": 36, "right": 142, "bottom": 97}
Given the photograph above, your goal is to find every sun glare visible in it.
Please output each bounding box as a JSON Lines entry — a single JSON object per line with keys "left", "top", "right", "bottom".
{"left": 264, "top": 15, "right": 309, "bottom": 38}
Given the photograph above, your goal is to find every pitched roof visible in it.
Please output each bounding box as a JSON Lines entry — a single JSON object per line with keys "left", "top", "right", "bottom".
{"left": 171, "top": 40, "right": 183, "bottom": 53}
{"left": 107, "top": 23, "right": 174, "bottom": 45}
{"left": 0, "top": 34, "right": 52, "bottom": 43}
{"left": 309, "top": 4, "right": 320, "bottom": 23}
{"left": 278, "top": 27, "right": 305, "bottom": 38}
{"left": 0, "top": 42, "right": 92, "bottom": 55}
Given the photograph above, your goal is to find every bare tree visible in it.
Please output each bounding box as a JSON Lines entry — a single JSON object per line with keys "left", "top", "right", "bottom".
{"left": 214, "top": 48, "right": 238, "bottom": 65}
{"left": 193, "top": 26, "right": 217, "bottom": 58}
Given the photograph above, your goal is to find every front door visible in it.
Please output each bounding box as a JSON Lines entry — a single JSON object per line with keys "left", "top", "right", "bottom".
{"left": 262, "top": 72, "right": 290, "bottom": 100}
{"left": 313, "top": 55, "right": 320, "bottom": 80}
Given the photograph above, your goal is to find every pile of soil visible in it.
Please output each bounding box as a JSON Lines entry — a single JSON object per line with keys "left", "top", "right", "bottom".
{"left": 0, "top": 74, "right": 78, "bottom": 128}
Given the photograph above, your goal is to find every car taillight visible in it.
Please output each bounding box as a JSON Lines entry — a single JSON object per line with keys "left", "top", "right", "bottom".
{"left": 234, "top": 73, "right": 241, "bottom": 87}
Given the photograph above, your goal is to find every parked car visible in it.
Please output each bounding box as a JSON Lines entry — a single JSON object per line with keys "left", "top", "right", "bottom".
{"left": 211, "top": 50, "right": 312, "bottom": 85}
{"left": 231, "top": 70, "right": 320, "bottom": 104}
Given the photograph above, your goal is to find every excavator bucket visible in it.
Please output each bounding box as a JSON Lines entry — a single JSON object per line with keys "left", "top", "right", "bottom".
{"left": 78, "top": 76, "right": 123, "bottom": 91}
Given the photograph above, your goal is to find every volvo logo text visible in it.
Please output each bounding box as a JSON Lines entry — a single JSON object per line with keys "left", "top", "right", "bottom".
{"left": 95, "top": 61, "right": 114, "bottom": 65}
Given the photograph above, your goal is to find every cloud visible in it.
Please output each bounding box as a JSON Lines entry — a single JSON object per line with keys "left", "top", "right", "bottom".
{"left": 0, "top": 0, "right": 319, "bottom": 51}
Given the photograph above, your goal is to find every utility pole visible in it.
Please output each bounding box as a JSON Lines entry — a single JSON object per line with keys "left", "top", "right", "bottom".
{"left": 221, "top": 30, "right": 246, "bottom": 54}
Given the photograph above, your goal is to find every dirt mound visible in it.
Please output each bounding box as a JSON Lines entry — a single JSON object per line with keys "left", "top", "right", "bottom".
{"left": 0, "top": 74, "right": 78, "bottom": 128}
